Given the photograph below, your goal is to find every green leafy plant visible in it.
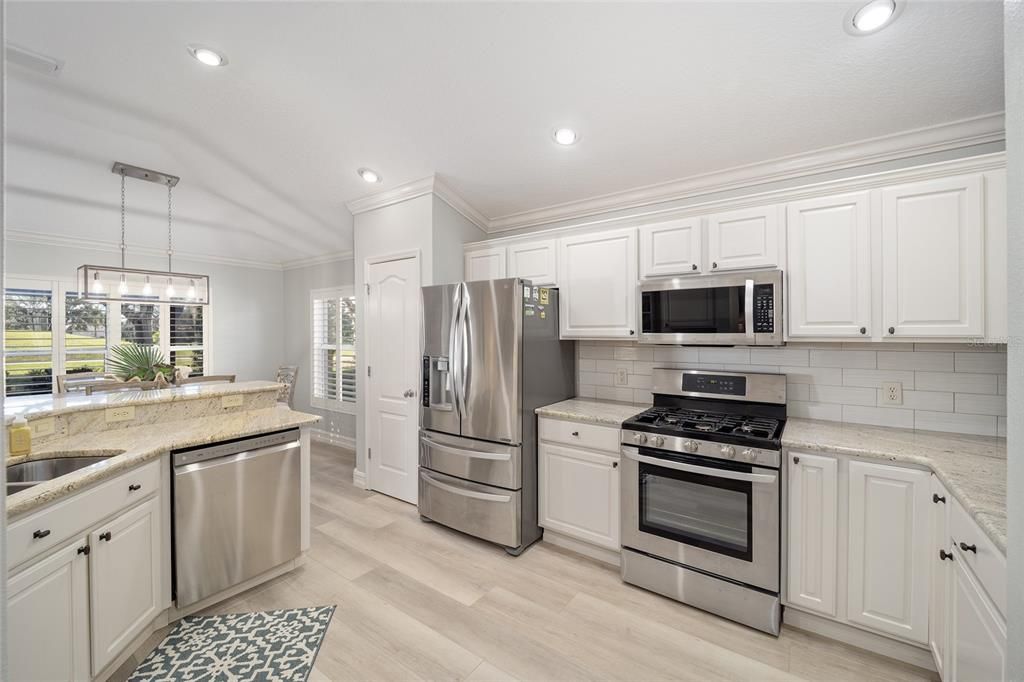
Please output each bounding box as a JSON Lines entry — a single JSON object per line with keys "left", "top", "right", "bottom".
{"left": 106, "top": 343, "right": 173, "bottom": 382}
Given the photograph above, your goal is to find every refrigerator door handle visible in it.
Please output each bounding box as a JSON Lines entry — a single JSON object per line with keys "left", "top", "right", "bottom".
{"left": 449, "top": 283, "right": 463, "bottom": 418}
{"left": 459, "top": 283, "right": 472, "bottom": 420}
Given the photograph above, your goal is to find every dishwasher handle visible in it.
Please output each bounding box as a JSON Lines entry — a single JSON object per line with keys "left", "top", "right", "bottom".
{"left": 173, "top": 440, "right": 299, "bottom": 474}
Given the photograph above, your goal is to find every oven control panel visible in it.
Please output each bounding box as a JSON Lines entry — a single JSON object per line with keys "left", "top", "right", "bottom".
{"left": 753, "top": 283, "right": 775, "bottom": 333}
{"left": 682, "top": 373, "right": 747, "bottom": 396}
{"left": 621, "top": 430, "right": 781, "bottom": 469}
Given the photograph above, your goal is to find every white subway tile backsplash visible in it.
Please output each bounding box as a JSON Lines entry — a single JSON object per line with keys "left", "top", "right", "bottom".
{"left": 877, "top": 351, "right": 954, "bottom": 372}
{"left": 915, "top": 371, "right": 997, "bottom": 394}
{"left": 810, "top": 350, "right": 876, "bottom": 369}
{"left": 575, "top": 342, "right": 1007, "bottom": 436}
{"left": 842, "top": 368, "right": 915, "bottom": 389}
{"left": 954, "top": 352, "right": 1007, "bottom": 374}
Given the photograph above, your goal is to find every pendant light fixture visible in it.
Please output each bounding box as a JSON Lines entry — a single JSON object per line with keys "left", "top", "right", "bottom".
{"left": 77, "top": 162, "right": 210, "bottom": 305}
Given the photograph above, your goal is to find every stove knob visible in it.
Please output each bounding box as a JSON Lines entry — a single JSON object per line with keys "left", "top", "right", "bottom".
{"left": 651, "top": 436, "right": 665, "bottom": 448}
{"left": 742, "top": 448, "right": 755, "bottom": 461}
{"left": 682, "top": 440, "right": 698, "bottom": 453}
{"left": 632, "top": 432, "right": 648, "bottom": 445}
{"left": 720, "top": 445, "right": 736, "bottom": 459}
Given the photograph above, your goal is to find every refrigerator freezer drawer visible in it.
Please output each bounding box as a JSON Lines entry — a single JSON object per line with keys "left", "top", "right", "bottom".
{"left": 418, "top": 469, "right": 521, "bottom": 548}
{"left": 419, "top": 430, "right": 521, "bottom": 489}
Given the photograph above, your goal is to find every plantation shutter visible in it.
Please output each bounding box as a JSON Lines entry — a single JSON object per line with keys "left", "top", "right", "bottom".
{"left": 120, "top": 303, "right": 160, "bottom": 346}
{"left": 340, "top": 295, "right": 356, "bottom": 405}
{"left": 311, "top": 288, "right": 356, "bottom": 412}
{"left": 169, "top": 305, "right": 205, "bottom": 376}
{"left": 64, "top": 293, "right": 108, "bottom": 375}
{"left": 4, "top": 287, "right": 54, "bottom": 396}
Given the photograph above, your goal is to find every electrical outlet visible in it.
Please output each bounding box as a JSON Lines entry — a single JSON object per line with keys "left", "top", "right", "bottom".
{"left": 615, "top": 368, "right": 629, "bottom": 386}
{"left": 221, "top": 394, "right": 244, "bottom": 408}
{"left": 105, "top": 406, "right": 136, "bottom": 423}
{"left": 881, "top": 381, "right": 903, "bottom": 405}
{"left": 30, "top": 417, "right": 55, "bottom": 437}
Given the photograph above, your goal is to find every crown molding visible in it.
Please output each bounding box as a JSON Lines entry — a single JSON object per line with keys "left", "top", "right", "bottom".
{"left": 281, "top": 251, "right": 355, "bottom": 270}
{"left": 432, "top": 175, "right": 489, "bottom": 232}
{"left": 485, "top": 112, "right": 1006, "bottom": 232}
{"left": 345, "top": 176, "right": 436, "bottom": 215}
{"left": 7, "top": 229, "right": 287, "bottom": 271}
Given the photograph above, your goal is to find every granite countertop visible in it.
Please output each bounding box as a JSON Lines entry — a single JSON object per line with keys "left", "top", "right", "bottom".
{"left": 4, "top": 380, "right": 285, "bottom": 422}
{"left": 535, "top": 398, "right": 643, "bottom": 427}
{"left": 783, "top": 418, "right": 1007, "bottom": 554}
{"left": 6, "top": 404, "right": 319, "bottom": 520}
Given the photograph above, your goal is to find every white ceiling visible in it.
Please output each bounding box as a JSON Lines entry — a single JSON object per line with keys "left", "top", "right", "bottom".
{"left": 5, "top": 1, "right": 1005, "bottom": 265}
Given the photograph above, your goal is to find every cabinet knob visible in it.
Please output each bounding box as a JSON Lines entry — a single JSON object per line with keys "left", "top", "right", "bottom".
{"left": 691, "top": 264, "right": 698, "bottom": 271}
{"left": 933, "top": 493, "right": 946, "bottom": 504}
{"left": 888, "top": 326, "right": 895, "bottom": 335}
{"left": 128, "top": 483, "right": 142, "bottom": 492}
{"left": 959, "top": 541, "right": 977, "bottom": 554}
{"left": 32, "top": 529, "right": 51, "bottom": 540}
{"left": 99, "top": 531, "right": 112, "bottom": 542}
{"left": 77, "top": 545, "right": 90, "bottom": 556}
{"left": 712, "top": 262, "right": 718, "bottom": 269}
{"left": 939, "top": 549, "right": 954, "bottom": 561}
{"left": 792, "top": 456, "right": 800, "bottom": 464}
{"left": 859, "top": 327, "right": 866, "bottom": 335}
{"left": 629, "top": 329, "right": 635, "bottom": 336}
{"left": 612, "top": 461, "right": 619, "bottom": 469}
{"left": 571, "top": 431, "right": 580, "bottom": 437}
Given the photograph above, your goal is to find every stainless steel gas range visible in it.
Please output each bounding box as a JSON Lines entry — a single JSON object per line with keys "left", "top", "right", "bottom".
{"left": 620, "top": 369, "right": 786, "bottom": 635}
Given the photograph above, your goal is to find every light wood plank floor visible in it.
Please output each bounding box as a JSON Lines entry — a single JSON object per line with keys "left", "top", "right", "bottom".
{"left": 113, "top": 442, "right": 938, "bottom": 681}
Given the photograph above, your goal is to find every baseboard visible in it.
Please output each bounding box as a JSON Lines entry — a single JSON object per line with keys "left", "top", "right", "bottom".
{"left": 542, "top": 530, "right": 621, "bottom": 566}
{"left": 310, "top": 427, "right": 355, "bottom": 450}
{"left": 352, "top": 468, "right": 368, "bottom": 489}
{"left": 783, "top": 607, "right": 936, "bottom": 672}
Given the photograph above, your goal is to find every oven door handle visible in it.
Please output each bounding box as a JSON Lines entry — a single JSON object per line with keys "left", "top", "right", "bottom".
{"left": 622, "top": 447, "right": 778, "bottom": 484}
{"left": 744, "top": 278, "right": 755, "bottom": 343}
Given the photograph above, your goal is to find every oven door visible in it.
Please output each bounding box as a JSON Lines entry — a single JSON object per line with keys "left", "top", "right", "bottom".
{"left": 638, "top": 270, "right": 782, "bottom": 345}
{"left": 620, "top": 445, "right": 779, "bottom": 592}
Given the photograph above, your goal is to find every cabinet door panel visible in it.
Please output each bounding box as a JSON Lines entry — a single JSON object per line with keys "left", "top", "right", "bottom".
{"left": 90, "top": 497, "right": 163, "bottom": 675}
{"left": 707, "top": 205, "right": 779, "bottom": 271}
{"left": 639, "top": 218, "right": 702, "bottom": 278}
{"left": 557, "top": 228, "right": 637, "bottom": 338}
{"left": 882, "top": 174, "right": 984, "bottom": 337}
{"left": 787, "top": 192, "right": 871, "bottom": 337}
{"left": 787, "top": 452, "right": 838, "bottom": 616}
{"left": 539, "top": 443, "right": 619, "bottom": 550}
{"left": 950, "top": 550, "right": 1006, "bottom": 682}
{"left": 465, "top": 247, "right": 507, "bottom": 281}
{"left": 507, "top": 239, "right": 557, "bottom": 285}
{"left": 8, "top": 538, "right": 91, "bottom": 682}
{"left": 847, "top": 461, "right": 930, "bottom": 643}
{"left": 929, "top": 477, "right": 952, "bottom": 677}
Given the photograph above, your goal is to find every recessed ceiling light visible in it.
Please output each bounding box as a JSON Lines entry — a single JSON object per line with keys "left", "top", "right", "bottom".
{"left": 358, "top": 168, "right": 382, "bottom": 184}
{"left": 187, "top": 45, "right": 227, "bottom": 67}
{"left": 553, "top": 128, "right": 579, "bottom": 146}
{"left": 849, "top": 0, "right": 897, "bottom": 34}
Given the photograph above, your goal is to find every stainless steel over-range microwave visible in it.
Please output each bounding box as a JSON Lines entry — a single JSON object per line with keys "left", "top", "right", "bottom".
{"left": 638, "top": 269, "right": 783, "bottom": 346}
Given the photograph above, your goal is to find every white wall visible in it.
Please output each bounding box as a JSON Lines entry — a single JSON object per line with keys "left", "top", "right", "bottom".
{"left": 432, "top": 195, "right": 486, "bottom": 284}
{"left": 5, "top": 239, "right": 285, "bottom": 381}
{"left": 1004, "top": 0, "right": 1023, "bottom": 677}
{"left": 282, "top": 258, "right": 356, "bottom": 443}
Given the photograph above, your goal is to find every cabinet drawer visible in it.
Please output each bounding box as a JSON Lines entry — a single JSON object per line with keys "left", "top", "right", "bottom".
{"left": 538, "top": 417, "right": 620, "bottom": 454}
{"left": 950, "top": 498, "right": 1006, "bottom": 617}
{"left": 418, "top": 469, "right": 520, "bottom": 548}
{"left": 7, "top": 459, "right": 161, "bottom": 570}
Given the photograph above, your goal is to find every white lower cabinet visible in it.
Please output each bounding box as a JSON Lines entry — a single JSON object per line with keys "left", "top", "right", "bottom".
{"left": 846, "top": 460, "right": 930, "bottom": 644}
{"left": 928, "top": 477, "right": 952, "bottom": 679}
{"left": 949, "top": 547, "right": 1006, "bottom": 682}
{"left": 89, "top": 497, "right": 164, "bottom": 675}
{"left": 539, "top": 442, "right": 620, "bottom": 551}
{"left": 787, "top": 452, "right": 838, "bottom": 617}
{"left": 8, "top": 537, "right": 91, "bottom": 682}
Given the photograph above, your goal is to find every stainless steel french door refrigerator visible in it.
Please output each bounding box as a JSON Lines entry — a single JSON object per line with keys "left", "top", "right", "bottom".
{"left": 419, "top": 279, "right": 575, "bottom": 555}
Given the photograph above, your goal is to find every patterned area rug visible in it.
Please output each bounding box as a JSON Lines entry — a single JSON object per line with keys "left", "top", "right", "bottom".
{"left": 129, "top": 605, "right": 336, "bottom": 681}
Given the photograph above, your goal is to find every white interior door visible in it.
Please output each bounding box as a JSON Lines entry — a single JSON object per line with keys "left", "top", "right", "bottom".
{"left": 366, "top": 256, "right": 421, "bottom": 504}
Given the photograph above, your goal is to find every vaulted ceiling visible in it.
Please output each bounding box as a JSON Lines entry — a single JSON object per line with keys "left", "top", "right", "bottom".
{"left": 5, "top": 1, "right": 1005, "bottom": 265}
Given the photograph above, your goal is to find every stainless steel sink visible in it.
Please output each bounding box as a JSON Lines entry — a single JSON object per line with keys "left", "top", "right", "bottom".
{"left": 6, "top": 456, "right": 114, "bottom": 496}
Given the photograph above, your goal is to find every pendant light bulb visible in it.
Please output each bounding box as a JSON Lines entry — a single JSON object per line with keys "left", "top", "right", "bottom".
{"left": 143, "top": 276, "right": 153, "bottom": 296}
{"left": 166, "top": 277, "right": 176, "bottom": 299}
{"left": 91, "top": 272, "right": 104, "bottom": 294}
{"left": 187, "top": 279, "right": 197, "bottom": 300}
{"left": 118, "top": 274, "right": 128, "bottom": 295}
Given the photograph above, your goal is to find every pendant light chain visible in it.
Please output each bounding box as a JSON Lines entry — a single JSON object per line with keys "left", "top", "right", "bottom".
{"left": 120, "top": 170, "right": 127, "bottom": 270}
{"left": 167, "top": 181, "right": 173, "bottom": 272}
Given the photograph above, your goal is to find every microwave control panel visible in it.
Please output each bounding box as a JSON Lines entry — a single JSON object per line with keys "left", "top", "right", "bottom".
{"left": 753, "top": 284, "right": 775, "bottom": 333}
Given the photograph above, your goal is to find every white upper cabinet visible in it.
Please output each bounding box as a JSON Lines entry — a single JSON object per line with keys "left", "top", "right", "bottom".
{"left": 639, "top": 218, "right": 703, "bottom": 278}
{"left": 787, "top": 451, "right": 839, "bottom": 618}
{"left": 787, "top": 192, "right": 872, "bottom": 338}
{"left": 558, "top": 228, "right": 638, "bottom": 338}
{"left": 707, "top": 204, "right": 779, "bottom": 271}
{"left": 881, "top": 174, "right": 984, "bottom": 338}
{"left": 846, "top": 460, "right": 931, "bottom": 644}
{"left": 507, "top": 239, "right": 557, "bottom": 285}
{"left": 464, "top": 246, "right": 507, "bottom": 281}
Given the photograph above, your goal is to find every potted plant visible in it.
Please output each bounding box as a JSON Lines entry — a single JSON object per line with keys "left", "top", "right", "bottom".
{"left": 106, "top": 343, "right": 175, "bottom": 383}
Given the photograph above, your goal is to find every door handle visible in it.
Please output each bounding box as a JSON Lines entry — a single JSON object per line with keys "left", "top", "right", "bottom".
{"left": 404, "top": 389, "right": 416, "bottom": 398}
{"left": 744, "top": 279, "right": 755, "bottom": 342}
{"left": 622, "top": 447, "right": 777, "bottom": 484}
{"left": 421, "top": 436, "right": 512, "bottom": 461}
{"left": 421, "top": 471, "right": 511, "bottom": 503}
{"left": 959, "top": 541, "right": 977, "bottom": 554}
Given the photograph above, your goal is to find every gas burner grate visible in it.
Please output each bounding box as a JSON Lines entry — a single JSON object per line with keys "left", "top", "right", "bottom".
{"left": 628, "top": 407, "right": 781, "bottom": 441}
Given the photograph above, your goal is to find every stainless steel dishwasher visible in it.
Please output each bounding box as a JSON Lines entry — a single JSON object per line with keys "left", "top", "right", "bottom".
{"left": 172, "top": 428, "right": 301, "bottom": 608}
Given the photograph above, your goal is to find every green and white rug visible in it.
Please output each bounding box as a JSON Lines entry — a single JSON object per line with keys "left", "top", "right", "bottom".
{"left": 129, "top": 605, "right": 335, "bottom": 681}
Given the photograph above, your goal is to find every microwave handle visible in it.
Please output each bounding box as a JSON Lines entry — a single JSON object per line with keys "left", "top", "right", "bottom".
{"left": 744, "top": 279, "right": 755, "bottom": 343}
{"left": 622, "top": 447, "right": 778, "bottom": 484}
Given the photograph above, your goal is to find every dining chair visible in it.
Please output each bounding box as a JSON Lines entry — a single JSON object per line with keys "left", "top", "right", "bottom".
{"left": 55, "top": 372, "right": 119, "bottom": 395}
{"left": 275, "top": 365, "right": 299, "bottom": 408}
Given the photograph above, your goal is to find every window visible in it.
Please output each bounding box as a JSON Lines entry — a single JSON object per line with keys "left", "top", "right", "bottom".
{"left": 3, "top": 277, "right": 210, "bottom": 397}
{"left": 311, "top": 287, "right": 356, "bottom": 413}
